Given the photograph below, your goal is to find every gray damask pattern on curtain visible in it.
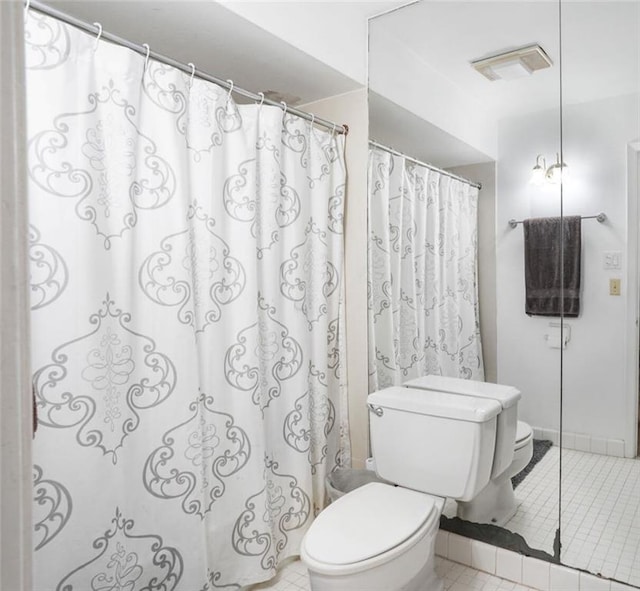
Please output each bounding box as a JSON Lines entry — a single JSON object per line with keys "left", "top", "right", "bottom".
{"left": 367, "top": 146, "right": 484, "bottom": 391}
{"left": 26, "top": 12, "right": 349, "bottom": 590}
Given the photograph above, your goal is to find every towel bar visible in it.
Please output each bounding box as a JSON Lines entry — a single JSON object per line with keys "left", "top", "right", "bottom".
{"left": 508, "top": 213, "right": 606, "bottom": 229}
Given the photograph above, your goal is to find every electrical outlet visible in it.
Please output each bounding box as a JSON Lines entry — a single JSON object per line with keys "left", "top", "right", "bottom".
{"left": 610, "top": 278, "right": 621, "bottom": 296}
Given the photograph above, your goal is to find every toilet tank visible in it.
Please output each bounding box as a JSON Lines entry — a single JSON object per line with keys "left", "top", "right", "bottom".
{"left": 368, "top": 386, "right": 501, "bottom": 502}
{"left": 404, "top": 376, "right": 521, "bottom": 479}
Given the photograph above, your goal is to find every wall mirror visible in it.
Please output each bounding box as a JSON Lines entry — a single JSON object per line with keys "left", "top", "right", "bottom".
{"left": 369, "top": 1, "right": 640, "bottom": 587}
{"left": 368, "top": 0, "right": 563, "bottom": 564}
{"left": 558, "top": 1, "right": 640, "bottom": 587}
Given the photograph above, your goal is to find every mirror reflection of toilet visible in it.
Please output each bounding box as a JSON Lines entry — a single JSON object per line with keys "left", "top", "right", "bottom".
{"left": 404, "top": 376, "right": 534, "bottom": 527}
{"left": 301, "top": 386, "right": 502, "bottom": 591}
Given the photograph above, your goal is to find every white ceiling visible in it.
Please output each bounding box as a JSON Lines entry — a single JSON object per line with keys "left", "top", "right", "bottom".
{"left": 221, "top": 0, "right": 412, "bottom": 84}
{"left": 368, "top": 1, "right": 640, "bottom": 166}
{"left": 372, "top": 1, "right": 639, "bottom": 118}
{"left": 41, "top": 0, "right": 405, "bottom": 105}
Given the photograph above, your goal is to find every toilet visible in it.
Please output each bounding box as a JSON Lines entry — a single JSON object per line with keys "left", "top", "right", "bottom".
{"left": 404, "top": 375, "right": 534, "bottom": 526}
{"left": 455, "top": 420, "right": 533, "bottom": 526}
{"left": 300, "top": 386, "right": 502, "bottom": 591}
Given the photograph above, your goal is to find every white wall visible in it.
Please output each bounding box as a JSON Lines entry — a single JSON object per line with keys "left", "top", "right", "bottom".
{"left": 0, "top": 2, "right": 32, "bottom": 589}
{"left": 301, "top": 89, "right": 370, "bottom": 468}
{"left": 496, "top": 94, "right": 639, "bottom": 452}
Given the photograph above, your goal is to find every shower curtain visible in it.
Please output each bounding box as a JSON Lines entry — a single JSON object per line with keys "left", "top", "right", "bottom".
{"left": 367, "top": 145, "right": 484, "bottom": 391}
{"left": 26, "top": 12, "right": 349, "bottom": 590}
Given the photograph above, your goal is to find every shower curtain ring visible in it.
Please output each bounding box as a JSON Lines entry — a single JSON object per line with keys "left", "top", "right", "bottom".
{"left": 93, "top": 22, "right": 103, "bottom": 51}
{"left": 257, "top": 92, "right": 265, "bottom": 109}
{"left": 226, "top": 79, "right": 234, "bottom": 103}
{"left": 187, "top": 62, "right": 195, "bottom": 88}
{"left": 280, "top": 101, "right": 288, "bottom": 116}
{"left": 310, "top": 114, "right": 315, "bottom": 128}
{"left": 331, "top": 123, "right": 336, "bottom": 136}
{"left": 142, "top": 43, "right": 150, "bottom": 71}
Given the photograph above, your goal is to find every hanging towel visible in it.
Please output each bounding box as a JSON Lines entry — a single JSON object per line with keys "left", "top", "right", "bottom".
{"left": 523, "top": 216, "right": 581, "bottom": 317}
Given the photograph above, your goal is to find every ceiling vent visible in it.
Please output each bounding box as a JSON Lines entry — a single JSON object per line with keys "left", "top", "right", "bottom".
{"left": 471, "top": 44, "right": 553, "bottom": 81}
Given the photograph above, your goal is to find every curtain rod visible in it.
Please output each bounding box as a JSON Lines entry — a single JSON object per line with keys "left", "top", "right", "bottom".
{"left": 508, "top": 213, "right": 607, "bottom": 229}
{"left": 26, "top": 0, "right": 349, "bottom": 136}
{"left": 369, "top": 140, "right": 482, "bottom": 190}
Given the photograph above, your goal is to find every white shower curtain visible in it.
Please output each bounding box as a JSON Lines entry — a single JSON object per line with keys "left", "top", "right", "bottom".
{"left": 367, "top": 145, "right": 484, "bottom": 391}
{"left": 26, "top": 12, "right": 349, "bottom": 590}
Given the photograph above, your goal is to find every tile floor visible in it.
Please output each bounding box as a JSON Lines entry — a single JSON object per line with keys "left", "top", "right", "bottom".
{"left": 436, "top": 558, "right": 540, "bottom": 591}
{"left": 447, "top": 444, "right": 640, "bottom": 587}
{"left": 482, "top": 445, "right": 640, "bottom": 586}
{"left": 559, "top": 448, "right": 640, "bottom": 586}
{"left": 442, "top": 443, "right": 560, "bottom": 556}
{"left": 246, "top": 557, "right": 308, "bottom": 591}
{"left": 504, "top": 444, "right": 560, "bottom": 554}
{"left": 245, "top": 556, "right": 541, "bottom": 591}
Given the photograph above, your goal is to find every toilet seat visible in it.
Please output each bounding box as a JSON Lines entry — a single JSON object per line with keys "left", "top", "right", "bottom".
{"left": 301, "top": 483, "right": 441, "bottom": 576}
{"left": 514, "top": 421, "right": 533, "bottom": 450}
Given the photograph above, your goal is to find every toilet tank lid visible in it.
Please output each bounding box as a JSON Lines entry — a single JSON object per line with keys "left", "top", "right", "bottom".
{"left": 368, "top": 386, "right": 501, "bottom": 422}
{"left": 403, "top": 375, "right": 521, "bottom": 409}
{"left": 301, "top": 483, "right": 438, "bottom": 565}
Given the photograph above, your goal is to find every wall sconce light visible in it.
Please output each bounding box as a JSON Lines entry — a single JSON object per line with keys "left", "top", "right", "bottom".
{"left": 530, "top": 155, "right": 546, "bottom": 186}
{"left": 546, "top": 153, "right": 568, "bottom": 184}
{"left": 530, "top": 153, "right": 568, "bottom": 185}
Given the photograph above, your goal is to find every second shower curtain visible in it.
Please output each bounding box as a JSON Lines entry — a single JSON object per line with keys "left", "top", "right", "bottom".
{"left": 368, "top": 145, "right": 485, "bottom": 390}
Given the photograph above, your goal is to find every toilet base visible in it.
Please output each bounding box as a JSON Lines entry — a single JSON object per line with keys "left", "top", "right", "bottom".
{"left": 457, "top": 430, "right": 534, "bottom": 528}
{"left": 412, "top": 559, "right": 443, "bottom": 591}
{"left": 456, "top": 476, "right": 517, "bottom": 527}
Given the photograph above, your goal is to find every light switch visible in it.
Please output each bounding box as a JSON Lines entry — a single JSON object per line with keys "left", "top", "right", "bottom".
{"left": 610, "top": 278, "right": 621, "bottom": 296}
{"left": 604, "top": 251, "right": 622, "bottom": 269}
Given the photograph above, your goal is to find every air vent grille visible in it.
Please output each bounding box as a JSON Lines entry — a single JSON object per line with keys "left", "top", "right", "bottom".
{"left": 471, "top": 44, "right": 553, "bottom": 81}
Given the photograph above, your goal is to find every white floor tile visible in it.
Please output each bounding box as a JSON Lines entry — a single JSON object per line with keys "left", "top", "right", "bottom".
{"left": 471, "top": 445, "right": 640, "bottom": 588}
{"left": 554, "top": 449, "right": 640, "bottom": 586}
{"left": 245, "top": 557, "right": 552, "bottom": 590}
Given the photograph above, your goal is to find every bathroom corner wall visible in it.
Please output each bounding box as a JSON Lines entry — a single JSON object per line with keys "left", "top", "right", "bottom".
{"left": 301, "top": 88, "right": 370, "bottom": 468}
{"left": 448, "top": 162, "right": 498, "bottom": 384}
{"left": 0, "top": 2, "right": 33, "bottom": 589}
{"left": 496, "top": 94, "right": 639, "bottom": 453}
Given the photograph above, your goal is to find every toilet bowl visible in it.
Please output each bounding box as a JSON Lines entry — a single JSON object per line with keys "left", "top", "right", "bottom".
{"left": 512, "top": 421, "right": 534, "bottom": 472}
{"left": 301, "top": 483, "right": 444, "bottom": 591}
{"left": 301, "top": 386, "right": 502, "bottom": 591}
{"left": 404, "top": 375, "right": 534, "bottom": 527}
{"left": 457, "top": 420, "right": 533, "bottom": 526}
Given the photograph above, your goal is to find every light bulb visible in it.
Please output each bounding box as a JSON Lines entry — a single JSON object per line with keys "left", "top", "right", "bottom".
{"left": 546, "top": 153, "right": 568, "bottom": 184}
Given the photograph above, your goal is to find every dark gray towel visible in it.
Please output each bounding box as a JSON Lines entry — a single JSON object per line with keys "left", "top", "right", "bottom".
{"left": 523, "top": 216, "right": 581, "bottom": 317}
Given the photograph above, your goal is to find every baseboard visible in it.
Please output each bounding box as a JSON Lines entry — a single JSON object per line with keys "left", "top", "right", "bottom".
{"left": 532, "top": 427, "right": 626, "bottom": 458}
